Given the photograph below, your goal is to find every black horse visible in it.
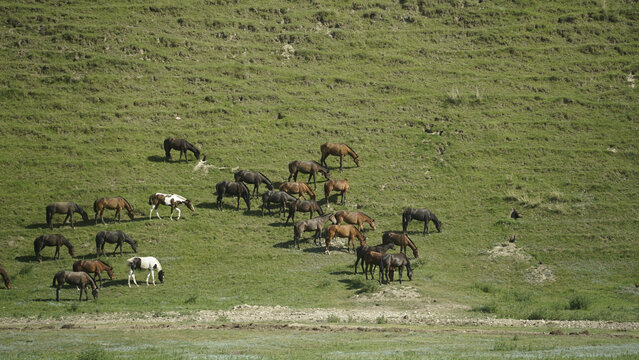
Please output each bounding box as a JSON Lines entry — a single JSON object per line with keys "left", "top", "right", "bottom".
{"left": 45, "top": 202, "right": 89, "bottom": 230}
{"left": 285, "top": 199, "right": 323, "bottom": 225}
{"left": 234, "top": 170, "right": 274, "bottom": 197}
{"left": 261, "top": 191, "right": 297, "bottom": 217}
{"left": 164, "top": 138, "right": 200, "bottom": 162}
{"left": 34, "top": 234, "right": 75, "bottom": 262}
{"left": 380, "top": 253, "right": 413, "bottom": 284}
{"left": 216, "top": 180, "right": 251, "bottom": 211}
{"left": 402, "top": 208, "right": 442, "bottom": 235}
{"left": 95, "top": 230, "right": 138, "bottom": 257}
{"left": 287, "top": 160, "right": 330, "bottom": 190}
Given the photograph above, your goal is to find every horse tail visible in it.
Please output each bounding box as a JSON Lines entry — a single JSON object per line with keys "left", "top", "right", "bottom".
{"left": 164, "top": 138, "right": 172, "bottom": 159}
{"left": 93, "top": 199, "right": 99, "bottom": 213}
{"left": 52, "top": 271, "right": 62, "bottom": 287}
{"left": 148, "top": 194, "right": 154, "bottom": 205}
{"left": 72, "top": 260, "right": 82, "bottom": 272}
{"left": 34, "top": 237, "right": 41, "bottom": 256}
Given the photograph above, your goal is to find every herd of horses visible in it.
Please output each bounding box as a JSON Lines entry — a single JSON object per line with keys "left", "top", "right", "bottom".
{"left": 2, "top": 139, "right": 443, "bottom": 300}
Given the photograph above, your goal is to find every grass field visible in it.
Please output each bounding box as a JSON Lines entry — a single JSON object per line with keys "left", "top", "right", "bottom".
{"left": 1, "top": 0, "right": 638, "bottom": 357}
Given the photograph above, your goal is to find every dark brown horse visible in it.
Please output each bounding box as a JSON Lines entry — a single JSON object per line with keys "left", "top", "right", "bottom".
{"left": 216, "top": 180, "right": 251, "bottom": 211}
{"left": 45, "top": 202, "right": 89, "bottom": 230}
{"left": 354, "top": 243, "right": 395, "bottom": 274}
{"left": 73, "top": 259, "right": 114, "bottom": 288}
{"left": 234, "top": 170, "right": 274, "bottom": 197}
{"left": 287, "top": 160, "right": 330, "bottom": 190}
{"left": 382, "top": 231, "right": 419, "bottom": 258}
{"left": 320, "top": 142, "right": 360, "bottom": 172}
{"left": 293, "top": 213, "right": 337, "bottom": 249}
{"left": 324, "top": 224, "right": 367, "bottom": 254}
{"left": 164, "top": 137, "right": 200, "bottom": 162}
{"left": 402, "top": 207, "right": 442, "bottom": 235}
{"left": 380, "top": 253, "right": 413, "bottom": 284}
{"left": 34, "top": 234, "right": 74, "bottom": 262}
{"left": 279, "top": 182, "right": 316, "bottom": 200}
{"left": 94, "top": 197, "right": 135, "bottom": 225}
{"left": 95, "top": 230, "right": 138, "bottom": 257}
{"left": 52, "top": 271, "right": 98, "bottom": 301}
{"left": 335, "top": 211, "right": 376, "bottom": 231}
{"left": 361, "top": 250, "right": 383, "bottom": 280}
{"left": 324, "top": 179, "right": 350, "bottom": 206}
{"left": 261, "top": 191, "right": 298, "bottom": 217}
{"left": 285, "top": 199, "right": 323, "bottom": 225}
{"left": 0, "top": 264, "right": 11, "bottom": 289}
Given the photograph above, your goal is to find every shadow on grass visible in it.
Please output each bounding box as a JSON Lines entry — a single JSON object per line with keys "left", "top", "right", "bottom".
{"left": 100, "top": 279, "right": 130, "bottom": 288}
{"left": 14, "top": 255, "right": 38, "bottom": 263}
{"left": 25, "top": 221, "right": 94, "bottom": 230}
{"left": 267, "top": 221, "right": 288, "bottom": 228}
{"left": 147, "top": 155, "right": 166, "bottom": 163}
{"left": 197, "top": 202, "right": 218, "bottom": 210}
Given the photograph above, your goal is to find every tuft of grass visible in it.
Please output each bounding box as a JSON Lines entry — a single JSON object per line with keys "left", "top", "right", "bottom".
{"left": 350, "top": 278, "right": 380, "bottom": 294}
{"left": 326, "top": 314, "right": 340, "bottom": 323}
{"left": 18, "top": 264, "right": 33, "bottom": 277}
{"left": 376, "top": 316, "right": 387, "bottom": 324}
{"left": 77, "top": 349, "right": 113, "bottom": 360}
{"left": 473, "top": 302, "right": 498, "bottom": 314}
{"left": 567, "top": 294, "right": 591, "bottom": 310}
{"left": 184, "top": 295, "right": 198, "bottom": 304}
{"left": 472, "top": 282, "right": 496, "bottom": 294}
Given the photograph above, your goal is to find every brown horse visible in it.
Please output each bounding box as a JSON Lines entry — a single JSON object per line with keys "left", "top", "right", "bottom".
{"left": 73, "top": 260, "right": 114, "bottom": 288}
{"left": 94, "top": 197, "right": 135, "bottom": 225}
{"left": 324, "top": 224, "right": 367, "bottom": 254}
{"left": 287, "top": 160, "right": 330, "bottom": 189}
{"left": 45, "top": 202, "right": 89, "bottom": 230}
{"left": 335, "top": 211, "right": 376, "bottom": 231}
{"left": 382, "top": 231, "right": 419, "bottom": 258}
{"left": 320, "top": 142, "right": 360, "bottom": 172}
{"left": 354, "top": 243, "right": 395, "bottom": 274}
{"left": 52, "top": 271, "right": 98, "bottom": 301}
{"left": 324, "top": 179, "right": 350, "bottom": 206}
{"left": 380, "top": 253, "right": 413, "bottom": 284}
{"left": 361, "top": 250, "right": 383, "bottom": 280}
{"left": 216, "top": 181, "right": 251, "bottom": 211}
{"left": 279, "top": 182, "right": 316, "bottom": 200}
{"left": 164, "top": 137, "right": 200, "bottom": 162}
{"left": 34, "top": 234, "right": 75, "bottom": 262}
{"left": 285, "top": 199, "right": 323, "bottom": 225}
{"left": 0, "top": 264, "right": 11, "bottom": 289}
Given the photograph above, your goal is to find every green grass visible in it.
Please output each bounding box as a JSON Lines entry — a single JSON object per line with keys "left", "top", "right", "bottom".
{"left": 0, "top": 0, "right": 638, "bottom": 329}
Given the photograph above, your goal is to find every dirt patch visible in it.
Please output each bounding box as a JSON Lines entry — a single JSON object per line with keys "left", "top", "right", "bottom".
{"left": 354, "top": 285, "right": 421, "bottom": 300}
{"left": 525, "top": 264, "right": 555, "bottom": 283}
{"left": 487, "top": 242, "right": 532, "bottom": 261}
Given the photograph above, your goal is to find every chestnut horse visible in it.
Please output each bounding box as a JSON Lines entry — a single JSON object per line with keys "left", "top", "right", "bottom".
{"left": 0, "top": 264, "right": 11, "bottom": 289}
{"left": 164, "top": 137, "right": 200, "bottom": 162}
{"left": 279, "top": 182, "right": 315, "bottom": 200}
{"left": 402, "top": 207, "right": 442, "bottom": 235}
{"left": 324, "top": 224, "right": 367, "bottom": 254}
{"left": 215, "top": 181, "right": 251, "bottom": 211}
{"left": 320, "top": 142, "right": 360, "bottom": 172}
{"left": 287, "top": 160, "right": 330, "bottom": 190}
{"left": 335, "top": 211, "right": 376, "bottom": 231}
{"left": 73, "top": 260, "right": 114, "bottom": 288}
{"left": 324, "top": 179, "right": 350, "bottom": 206}
{"left": 52, "top": 271, "right": 98, "bottom": 301}
{"left": 94, "top": 197, "right": 135, "bottom": 225}
{"left": 382, "top": 231, "right": 419, "bottom": 258}
{"left": 34, "top": 234, "right": 75, "bottom": 262}
{"left": 45, "top": 202, "right": 89, "bottom": 230}
{"left": 148, "top": 193, "right": 195, "bottom": 220}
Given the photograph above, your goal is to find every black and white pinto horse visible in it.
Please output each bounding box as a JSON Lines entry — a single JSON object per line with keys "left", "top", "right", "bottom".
{"left": 164, "top": 137, "right": 200, "bottom": 162}
{"left": 127, "top": 256, "right": 164, "bottom": 287}
{"left": 234, "top": 170, "right": 274, "bottom": 197}
{"left": 149, "top": 193, "right": 195, "bottom": 220}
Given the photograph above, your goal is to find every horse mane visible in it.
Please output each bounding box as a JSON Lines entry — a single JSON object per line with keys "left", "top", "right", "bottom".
{"left": 359, "top": 212, "right": 372, "bottom": 220}
{"left": 121, "top": 197, "right": 133, "bottom": 210}
{"left": 344, "top": 144, "right": 358, "bottom": 158}
{"left": 98, "top": 259, "right": 112, "bottom": 269}
{"left": 239, "top": 181, "right": 250, "bottom": 195}
{"left": 185, "top": 141, "right": 200, "bottom": 156}
{"left": 405, "top": 234, "right": 417, "bottom": 250}
{"left": 257, "top": 171, "right": 272, "bottom": 186}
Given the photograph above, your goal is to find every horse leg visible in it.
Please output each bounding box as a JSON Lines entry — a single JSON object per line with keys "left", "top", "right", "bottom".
{"left": 62, "top": 213, "right": 70, "bottom": 226}
{"left": 113, "top": 242, "right": 120, "bottom": 257}
{"left": 100, "top": 209, "right": 106, "bottom": 225}
{"left": 325, "top": 233, "right": 332, "bottom": 254}
{"left": 236, "top": 195, "right": 241, "bottom": 211}
{"left": 424, "top": 220, "right": 429, "bottom": 235}
{"left": 128, "top": 269, "right": 138, "bottom": 287}
{"left": 56, "top": 287, "right": 61, "bottom": 301}
{"left": 175, "top": 206, "right": 181, "bottom": 220}
{"left": 115, "top": 207, "right": 121, "bottom": 224}
{"left": 97, "top": 272, "right": 103, "bottom": 289}
{"left": 54, "top": 245, "right": 60, "bottom": 260}
{"left": 69, "top": 212, "right": 75, "bottom": 229}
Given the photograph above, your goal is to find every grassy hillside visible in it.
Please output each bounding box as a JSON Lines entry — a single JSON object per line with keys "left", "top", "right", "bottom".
{"left": 0, "top": 0, "right": 638, "bottom": 323}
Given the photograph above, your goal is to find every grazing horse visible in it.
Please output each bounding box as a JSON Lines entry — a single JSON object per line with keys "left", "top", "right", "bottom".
{"left": 45, "top": 202, "right": 89, "bottom": 230}
{"left": 34, "top": 234, "right": 74, "bottom": 262}
{"left": 279, "top": 182, "right": 316, "bottom": 200}
{"left": 380, "top": 253, "right": 413, "bottom": 284}
{"left": 324, "top": 224, "right": 367, "bottom": 254}
{"left": 148, "top": 193, "right": 195, "bottom": 220}
{"left": 234, "top": 170, "right": 274, "bottom": 197}
{"left": 164, "top": 137, "right": 200, "bottom": 162}
{"left": 293, "top": 213, "right": 337, "bottom": 249}
{"left": 354, "top": 243, "right": 395, "bottom": 274}
{"left": 287, "top": 160, "right": 330, "bottom": 190}
{"left": 382, "top": 231, "right": 419, "bottom": 258}
{"left": 95, "top": 230, "right": 138, "bottom": 257}
{"left": 0, "top": 264, "right": 11, "bottom": 289}
{"left": 73, "top": 260, "right": 114, "bottom": 288}
{"left": 335, "top": 211, "right": 376, "bottom": 231}
{"left": 361, "top": 250, "right": 383, "bottom": 280}
{"left": 261, "top": 191, "right": 297, "bottom": 217}
{"left": 94, "top": 197, "right": 135, "bottom": 225}
{"left": 52, "top": 271, "right": 98, "bottom": 301}
{"left": 320, "top": 142, "right": 360, "bottom": 172}
{"left": 127, "top": 256, "right": 164, "bottom": 287}
{"left": 402, "top": 208, "right": 442, "bottom": 235}
{"left": 215, "top": 181, "right": 251, "bottom": 211}
{"left": 324, "top": 179, "right": 350, "bottom": 206}
{"left": 285, "top": 199, "right": 323, "bottom": 225}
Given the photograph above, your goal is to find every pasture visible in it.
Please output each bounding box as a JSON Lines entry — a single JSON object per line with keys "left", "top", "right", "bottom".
{"left": 1, "top": 0, "right": 638, "bottom": 357}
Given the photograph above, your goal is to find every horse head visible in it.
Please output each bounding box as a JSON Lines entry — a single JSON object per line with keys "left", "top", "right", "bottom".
{"left": 158, "top": 270, "right": 165, "bottom": 283}
{"left": 126, "top": 208, "right": 135, "bottom": 220}
{"left": 78, "top": 207, "right": 89, "bottom": 222}
{"left": 184, "top": 199, "right": 195, "bottom": 212}
{"left": 434, "top": 218, "right": 442, "bottom": 232}
{"left": 370, "top": 220, "right": 377, "bottom": 230}
{"left": 321, "top": 168, "right": 331, "bottom": 179}
{"left": 68, "top": 245, "right": 75, "bottom": 258}
{"left": 91, "top": 288, "right": 99, "bottom": 299}
{"left": 353, "top": 156, "right": 360, "bottom": 167}
{"left": 106, "top": 267, "right": 115, "bottom": 280}
{"left": 328, "top": 213, "right": 337, "bottom": 224}
{"left": 233, "top": 170, "right": 244, "bottom": 182}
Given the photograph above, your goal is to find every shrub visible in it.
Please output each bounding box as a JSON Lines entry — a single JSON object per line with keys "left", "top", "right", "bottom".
{"left": 376, "top": 316, "right": 387, "bottom": 324}
{"left": 326, "top": 314, "right": 340, "bottom": 323}
{"left": 473, "top": 303, "right": 497, "bottom": 313}
{"left": 567, "top": 294, "right": 591, "bottom": 310}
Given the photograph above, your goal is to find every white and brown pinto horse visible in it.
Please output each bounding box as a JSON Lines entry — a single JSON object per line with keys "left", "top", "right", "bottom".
{"left": 127, "top": 256, "right": 164, "bottom": 287}
{"left": 148, "top": 193, "right": 195, "bottom": 220}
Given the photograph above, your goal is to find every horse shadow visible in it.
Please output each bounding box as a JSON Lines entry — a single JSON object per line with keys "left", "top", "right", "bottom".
{"left": 339, "top": 278, "right": 368, "bottom": 290}
{"left": 147, "top": 155, "right": 166, "bottom": 163}
{"left": 100, "top": 279, "right": 129, "bottom": 288}
{"left": 267, "top": 221, "right": 288, "bottom": 228}
{"left": 25, "top": 221, "right": 93, "bottom": 230}
{"left": 196, "top": 202, "right": 218, "bottom": 210}
{"left": 330, "top": 270, "right": 354, "bottom": 276}
{"left": 14, "top": 255, "right": 37, "bottom": 263}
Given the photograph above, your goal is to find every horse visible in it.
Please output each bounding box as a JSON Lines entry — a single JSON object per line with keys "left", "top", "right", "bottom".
{"left": 319, "top": 142, "right": 360, "bottom": 172}
{"left": 285, "top": 199, "right": 323, "bottom": 225}
{"left": 73, "top": 260, "right": 114, "bottom": 288}
{"left": 94, "top": 197, "right": 135, "bottom": 225}
{"left": 148, "top": 193, "right": 195, "bottom": 220}
{"left": 45, "top": 202, "right": 89, "bottom": 230}
{"left": 34, "top": 234, "right": 74, "bottom": 262}
{"left": 380, "top": 253, "right": 413, "bottom": 284}
{"left": 95, "top": 230, "right": 138, "bottom": 257}
{"left": 293, "top": 213, "right": 337, "bottom": 249}
{"left": 324, "top": 224, "right": 367, "bottom": 254}
{"left": 261, "top": 191, "right": 297, "bottom": 217}
{"left": 0, "top": 264, "right": 11, "bottom": 289}
{"left": 127, "top": 256, "right": 164, "bottom": 287}
{"left": 402, "top": 208, "right": 442, "bottom": 235}
{"left": 234, "top": 170, "right": 274, "bottom": 198}
{"left": 215, "top": 181, "right": 251, "bottom": 211}
{"left": 324, "top": 179, "right": 350, "bottom": 206}
{"left": 279, "top": 182, "right": 316, "bottom": 200}
{"left": 335, "top": 211, "right": 376, "bottom": 231}
{"left": 382, "top": 231, "right": 419, "bottom": 258}
{"left": 361, "top": 250, "right": 383, "bottom": 280}
{"left": 287, "top": 160, "right": 330, "bottom": 190}
{"left": 354, "top": 243, "right": 395, "bottom": 275}
{"left": 52, "top": 271, "right": 98, "bottom": 301}
{"left": 164, "top": 137, "right": 200, "bottom": 162}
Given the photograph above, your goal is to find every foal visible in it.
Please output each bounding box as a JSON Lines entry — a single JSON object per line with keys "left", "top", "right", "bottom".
{"left": 52, "top": 271, "right": 98, "bottom": 301}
